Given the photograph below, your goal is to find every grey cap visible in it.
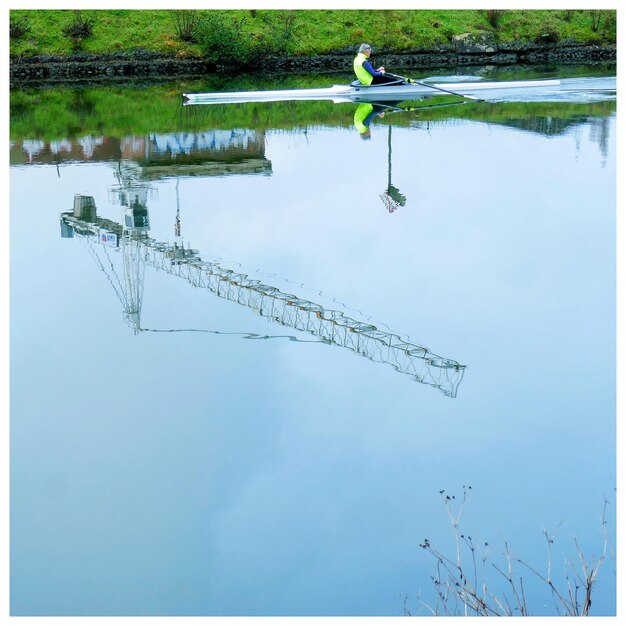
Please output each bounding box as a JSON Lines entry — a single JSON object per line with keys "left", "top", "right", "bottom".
{"left": 358, "top": 43, "right": 372, "bottom": 53}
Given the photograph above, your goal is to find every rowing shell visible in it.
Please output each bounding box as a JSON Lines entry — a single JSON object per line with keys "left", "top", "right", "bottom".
{"left": 183, "top": 78, "right": 561, "bottom": 105}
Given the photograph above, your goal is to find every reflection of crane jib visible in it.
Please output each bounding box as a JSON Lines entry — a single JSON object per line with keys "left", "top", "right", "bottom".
{"left": 60, "top": 197, "right": 466, "bottom": 397}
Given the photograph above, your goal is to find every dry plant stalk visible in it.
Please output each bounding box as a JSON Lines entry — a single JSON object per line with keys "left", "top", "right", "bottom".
{"left": 410, "top": 489, "right": 611, "bottom": 616}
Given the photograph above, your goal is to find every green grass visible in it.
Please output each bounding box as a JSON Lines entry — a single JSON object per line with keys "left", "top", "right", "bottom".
{"left": 9, "top": 9, "right": 616, "bottom": 59}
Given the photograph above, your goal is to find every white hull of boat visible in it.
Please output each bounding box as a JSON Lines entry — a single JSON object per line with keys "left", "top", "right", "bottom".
{"left": 183, "top": 79, "right": 562, "bottom": 105}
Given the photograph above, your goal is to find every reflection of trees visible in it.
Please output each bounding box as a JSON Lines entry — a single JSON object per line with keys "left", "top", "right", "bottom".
{"left": 68, "top": 89, "right": 96, "bottom": 117}
{"left": 414, "top": 110, "right": 614, "bottom": 163}
{"left": 497, "top": 113, "right": 612, "bottom": 164}
{"left": 496, "top": 115, "right": 588, "bottom": 136}
{"left": 589, "top": 116, "right": 610, "bottom": 163}
{"left": 491, "top": 113, "right": 611, "bottom": 145}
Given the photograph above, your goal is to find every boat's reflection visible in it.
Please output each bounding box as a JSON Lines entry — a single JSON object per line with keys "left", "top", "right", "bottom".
{"left": 60, "top": 190, "right": 466, "bottom": 398}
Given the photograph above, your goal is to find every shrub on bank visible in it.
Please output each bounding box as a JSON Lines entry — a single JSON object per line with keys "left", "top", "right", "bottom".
{"left": 194, "top": 12, "right": 253, "bottom": 66}
{"left": 61, "top": 10, "right": 94, "bottom": 52}
{"left": 10, "top": 13, "right": 30, "bottom": 40}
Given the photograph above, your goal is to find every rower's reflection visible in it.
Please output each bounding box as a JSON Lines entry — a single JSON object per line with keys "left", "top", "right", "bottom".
{"left": 354, "top": 102, "right": 386, "bottom": 140}
{"left": 354, "top": 103, "right": 407, "bottom": 212}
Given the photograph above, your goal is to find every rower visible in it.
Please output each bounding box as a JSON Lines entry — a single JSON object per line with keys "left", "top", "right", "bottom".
{"left": 353, "top": 43, "right": 398, "bottom": 85}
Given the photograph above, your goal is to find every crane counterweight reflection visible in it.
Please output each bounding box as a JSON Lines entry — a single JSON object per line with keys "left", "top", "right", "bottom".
{"left": 61, "top": 192, "right": 466, "bottom": 397}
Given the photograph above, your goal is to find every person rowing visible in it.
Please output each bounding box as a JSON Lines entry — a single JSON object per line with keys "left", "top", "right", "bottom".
{"left": 353, "top": 43, "right": 399, "bottom": 85}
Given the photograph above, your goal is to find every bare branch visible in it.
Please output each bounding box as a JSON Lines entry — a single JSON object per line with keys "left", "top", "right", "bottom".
{"left": 415, "top": 489, "right": 612, "bottom": 616}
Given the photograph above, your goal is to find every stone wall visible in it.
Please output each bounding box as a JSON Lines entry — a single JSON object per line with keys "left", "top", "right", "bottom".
{"left": 9, "top": 40, "right": 616, "bottom": 85}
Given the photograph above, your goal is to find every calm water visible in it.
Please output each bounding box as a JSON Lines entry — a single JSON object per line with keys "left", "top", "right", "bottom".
{"left": 10, "top": 66, "right": 616, "bottom": 616}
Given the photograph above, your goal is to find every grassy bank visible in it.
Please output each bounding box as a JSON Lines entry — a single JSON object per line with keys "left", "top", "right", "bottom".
{"left": 10, "top": 9, "right": 617, "bottom": 60}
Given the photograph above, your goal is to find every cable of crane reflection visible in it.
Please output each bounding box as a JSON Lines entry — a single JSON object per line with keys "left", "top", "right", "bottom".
{"left": 140, "top": 327, "right": 328, "bottom": 342}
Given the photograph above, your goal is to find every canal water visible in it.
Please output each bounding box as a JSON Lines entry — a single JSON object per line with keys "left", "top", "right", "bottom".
{"left": 9, "top": 66, "right": 616, "bottom": 616}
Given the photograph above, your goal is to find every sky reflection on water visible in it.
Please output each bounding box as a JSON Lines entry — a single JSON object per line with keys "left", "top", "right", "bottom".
{"left": 9, "top": 77, "right": 616, "bottom": 616}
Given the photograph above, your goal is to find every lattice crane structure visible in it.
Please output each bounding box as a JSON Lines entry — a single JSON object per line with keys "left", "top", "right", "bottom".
{"left": 61, "top": 195, "right": 466, "bottom": 397}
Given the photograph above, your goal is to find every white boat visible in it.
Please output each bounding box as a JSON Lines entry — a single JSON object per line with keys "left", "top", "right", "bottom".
{"left": 183, "top": 78, "right": 562, "bottom": 105}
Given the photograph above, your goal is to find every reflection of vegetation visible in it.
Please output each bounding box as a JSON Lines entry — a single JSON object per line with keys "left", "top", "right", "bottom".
{"left": 68, "top": 89, "right": 96, "bottom": 117}
{"left": 411, "top": 99, "right": 616, "bottom": 127}
{"left": 9, "top": 79, "right": 616, "bottom": 142}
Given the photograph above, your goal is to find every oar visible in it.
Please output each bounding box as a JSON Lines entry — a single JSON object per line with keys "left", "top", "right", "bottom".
{"left": 372, "top": 99, "right": 467, "bottom": 114}
{"left": 385, "top": 72, "right": 485, "bottom": 102}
